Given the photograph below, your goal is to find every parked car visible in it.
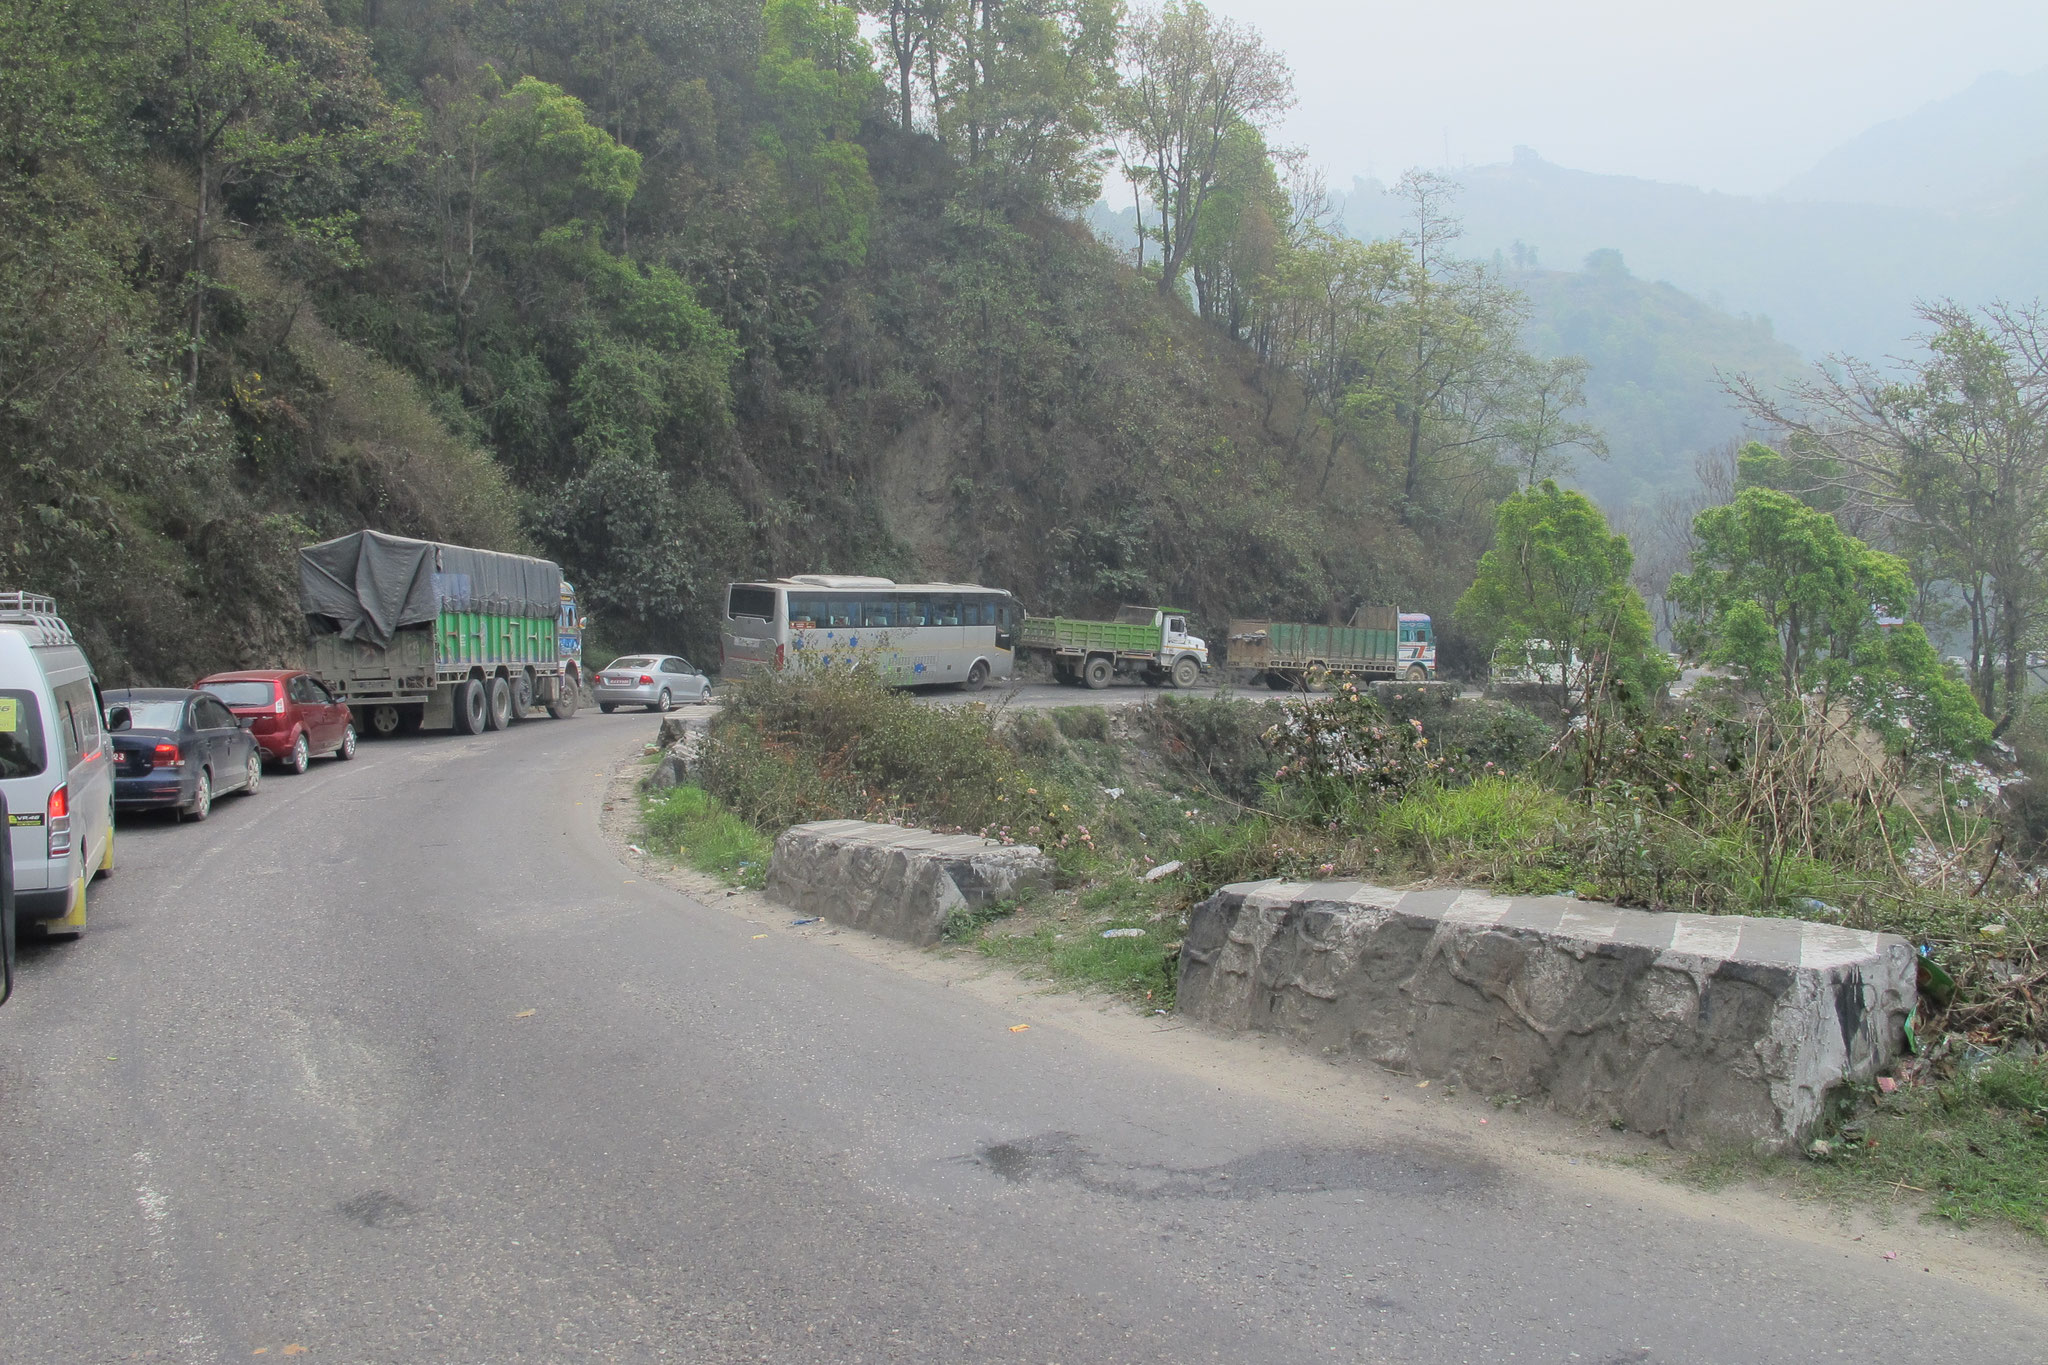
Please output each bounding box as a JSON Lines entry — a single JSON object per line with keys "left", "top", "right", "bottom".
{"left": 103, "top": 688, "right": 261, "bottom": 820}
{"left": 1, "top": 592, "right": 115, "bottom": 937}
{"left": 195, "top": 669, "right": 356, "bottom": 773}
{"left": 592, "top": 656, "right": 711, "bottom": 713}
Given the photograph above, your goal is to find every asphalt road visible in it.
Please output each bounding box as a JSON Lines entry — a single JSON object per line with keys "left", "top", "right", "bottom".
{"left": 2, "top": 711, "right": 2042, "bottom": 1363}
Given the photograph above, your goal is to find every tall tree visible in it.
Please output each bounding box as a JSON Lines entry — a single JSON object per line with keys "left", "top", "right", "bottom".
{"left": 1730, "top": 300, "right": 2048, "bottom": 716}
{"left": 1114, "top": 1, "right": 1291, "bottom": 300}
{"left": 1455, "top": 480, "right": 1665, "bottom": 713}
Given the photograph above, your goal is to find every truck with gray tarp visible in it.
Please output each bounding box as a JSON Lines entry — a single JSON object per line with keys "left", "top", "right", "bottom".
{"left": 299, "top": 530, "right": 581, "bottom": 737}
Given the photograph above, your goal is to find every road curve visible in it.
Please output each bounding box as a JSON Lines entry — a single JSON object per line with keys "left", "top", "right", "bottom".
{"left": 1, "top": 712, "right": 2041, "bottom": 1362}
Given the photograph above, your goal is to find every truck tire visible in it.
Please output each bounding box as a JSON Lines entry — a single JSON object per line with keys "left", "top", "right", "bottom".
{"left": 485, "top": 675, "right": 513, "bottom": 730}
{"left": 510, "top": 670, "right": 535, "bottom": 721}
{"left": 548, "top": 675, "right": 580, "bottom": 719}
{"left": 1083, "top": 656, "right": 1112, "bottom": 690}
{"left": 368, "top": 705, "right": 404, "bottom": 738}
{"left": 1405, "top": 664, "right": 1428, "bottom": 682}
{"left": 1171, "top": 656, "right": 1200, "bottom": 689}
{"left": 454, "top": 678, "right": 488, "bottom": 735}
{"left": 1265, "top": 671, "right": 1294, "bottom": 691}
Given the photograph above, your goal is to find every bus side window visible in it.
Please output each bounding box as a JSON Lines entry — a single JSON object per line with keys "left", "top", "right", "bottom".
{"left": 788, "top": 594, "right": 825, "bottom": 628}
{"left": 931, "top": 596, "right": 962, "bottom": 627}
{"left": 897, "top": 596, "right": 929, "bottom": 627}
{"left": 863, "top": 598, "right": 896, "bottom": 629}
{"left": 961, "top": 598, "right": 983, "bottom": 627}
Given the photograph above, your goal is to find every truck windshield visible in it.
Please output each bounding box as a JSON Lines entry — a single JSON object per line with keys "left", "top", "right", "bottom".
{"left": 0, "top": 689, "right": 47, "bottom": 778}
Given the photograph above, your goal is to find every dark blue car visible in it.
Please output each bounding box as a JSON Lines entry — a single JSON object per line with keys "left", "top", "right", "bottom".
{"left": 103, "top": 688, "right": 262, "bottom": 821}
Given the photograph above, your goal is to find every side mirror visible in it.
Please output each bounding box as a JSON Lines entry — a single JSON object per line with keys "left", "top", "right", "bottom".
{"left": 105, "top": 706, "right": 131, "bottom": 732}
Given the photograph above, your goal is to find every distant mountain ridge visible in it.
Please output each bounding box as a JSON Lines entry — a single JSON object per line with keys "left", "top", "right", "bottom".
{"left": 1777, "top": 67, "right": 2048, "bottom": 210}
{"left": 1332, "top": 146, "right": 2046, "bottom": 360}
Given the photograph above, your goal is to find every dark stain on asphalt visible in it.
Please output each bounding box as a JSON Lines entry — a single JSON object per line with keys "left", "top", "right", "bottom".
{"left": 973, "top": 1132, "right": 1497, "bottom": 1201}
{"left": 337, "top": 1189, "right": 420, "bottom": 1229}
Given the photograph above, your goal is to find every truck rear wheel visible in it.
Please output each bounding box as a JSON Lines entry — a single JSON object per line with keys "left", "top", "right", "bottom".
{"left": 1265, "top": 671, "right": 1294, "bottom": 691}
{"left": 485, "top": 675, "right": 513, "bottom": 730}
{"left": 510, "top": 670, "right": 535, "bottom": 721}
{"left": 1083, "top": 656, "right": 1112, "bottom": 690}
{"left": 1171, "top": 656, "right": 1200, "bottom": 689}
{"left": 454, "top": 678, "right": 488, "bottom": 735}
{"left": 548, "top": 675, "right": 580, "bottom": 719}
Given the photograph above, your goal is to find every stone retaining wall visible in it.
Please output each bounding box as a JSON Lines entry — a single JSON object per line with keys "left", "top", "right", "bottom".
{"left": 765, "top": 820, "right": 1055, "bottom": 947}
{"left": 1178, "top": 880, "right": 1914, "bottom": 1150}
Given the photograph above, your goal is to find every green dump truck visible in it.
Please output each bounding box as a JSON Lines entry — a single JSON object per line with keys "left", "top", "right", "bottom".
{"left": 1017, "top": 605, "right": 1209, "bottom": 689}
{"left": 299, "top": 530, "right": 581, "bottom": 737}
{"left": 1225, "top": 608, "right": 1436, "bottom": 688}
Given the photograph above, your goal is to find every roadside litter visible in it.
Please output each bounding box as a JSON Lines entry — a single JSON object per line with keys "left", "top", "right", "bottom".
{"left": 1101, "top": 927, "right": 1145, "bottom": 938}
{"left": 791, "top": 917, "right": 822, "bottom": 926}
{"left": 1142, "top": 860, "right": 1184, "bottom": 882}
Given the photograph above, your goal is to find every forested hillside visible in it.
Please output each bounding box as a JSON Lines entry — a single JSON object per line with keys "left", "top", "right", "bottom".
{"left": 3, "top": 0, "right": 1595, "bottom": 680}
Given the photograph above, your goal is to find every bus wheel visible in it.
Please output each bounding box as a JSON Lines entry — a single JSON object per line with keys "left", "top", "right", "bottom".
{"left": 1083, "top": 656, "right": 1112, "bottom": 690}
{"left": 1172, "top": 656, "right": 1200, "bottom": 689}
{"left": 963, "top": 660, "right": 989, "bottom": 692}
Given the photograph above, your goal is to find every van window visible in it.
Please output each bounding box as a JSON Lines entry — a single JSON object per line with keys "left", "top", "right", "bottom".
{"left": 0, "top": 689, "right": 48, "bottom": 778}
{"left": 52, "top": 679, "right": 99, "bottom": 768}
{"left": 727, "top": 585, "right": 778, "bottom": 621}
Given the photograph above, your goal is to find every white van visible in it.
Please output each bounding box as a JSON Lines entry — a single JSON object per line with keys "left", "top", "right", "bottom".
{"left": 1, "top": 593, "right": 116, "bottom": 935}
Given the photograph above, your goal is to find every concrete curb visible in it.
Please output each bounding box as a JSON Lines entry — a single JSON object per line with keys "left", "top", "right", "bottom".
{"left": 765, "top": 820, "right": 1055, "bottom": 947}
{"left": 1178, "top": 879, "right": 1915, "bottom": 1150}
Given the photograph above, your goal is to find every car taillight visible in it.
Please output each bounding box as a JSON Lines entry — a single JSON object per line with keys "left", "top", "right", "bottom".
{"left": 638, "top": 674, "right": 653, "bottom": 685}
{"left": 48, "top": 783, "right": 71, "bottom": 859}
{"left": 272, "top": 695, "right": 287, "bottom": 714}
{"left": 775, "top": 643, "right": 786, "bottom": 670}
{"left": 154, "top": 743, "right": 184, "bottom": 768}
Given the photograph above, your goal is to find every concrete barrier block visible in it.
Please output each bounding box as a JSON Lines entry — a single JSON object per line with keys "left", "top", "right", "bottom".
{"left": 1178, "top": 880, "right": 1914, "bottom": 1150}
{"left": 765, "top": 820, "right": 1056, "bottom": 946}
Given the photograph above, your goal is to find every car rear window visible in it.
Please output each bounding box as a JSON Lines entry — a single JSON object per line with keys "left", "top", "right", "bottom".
{"left": 114, "top": 700, "right": 188, "bottom": 731}
{"left": 200, "top": 680, "right": 276, "bottom": 707}
{"left": 727, "top": 585, "right": 778, "bottom": 621}
{"left": 0, "top": 688, "right": 48, "bottom": 778}
{"left": 605, "top": 658, "right": 655, "bottom": 670}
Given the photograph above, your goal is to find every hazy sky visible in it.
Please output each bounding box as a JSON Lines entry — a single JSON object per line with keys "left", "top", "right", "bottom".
{"left": 1200, "top": 0, "right": 2048, "bottom": 195}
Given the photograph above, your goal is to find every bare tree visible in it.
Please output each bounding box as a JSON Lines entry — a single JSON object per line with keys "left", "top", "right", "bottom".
{"left": 1115, "top": 2, "right": 1293, "bottom": 300}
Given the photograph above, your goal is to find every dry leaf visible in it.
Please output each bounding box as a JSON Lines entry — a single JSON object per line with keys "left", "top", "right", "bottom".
{"left": 751, "top": 934, "right": 768, "bottom": 940}
{"left": 514, "top": 1010, "right": 536, "bottom": 1019}
{"left": 1009, "top": 1024, "right": 1030, "bottom": 1033}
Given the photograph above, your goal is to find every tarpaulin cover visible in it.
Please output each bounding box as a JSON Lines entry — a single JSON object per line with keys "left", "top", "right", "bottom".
{"left": 299, "top": 530, "right": 562, "bottom": 648}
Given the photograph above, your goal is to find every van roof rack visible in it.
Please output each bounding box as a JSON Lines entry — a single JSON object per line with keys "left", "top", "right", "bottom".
{"left": 0, "top": 591, "right": 77, "bottom": 646}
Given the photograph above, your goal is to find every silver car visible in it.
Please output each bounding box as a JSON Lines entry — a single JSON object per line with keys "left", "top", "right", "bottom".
{"left": 593, "top": 655, "right": 711, "bottom": 713}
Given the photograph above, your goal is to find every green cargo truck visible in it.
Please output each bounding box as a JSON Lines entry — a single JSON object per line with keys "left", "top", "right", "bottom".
{"left": 1225, "top": 607, "right": 1436, "bottom": 688}
{"left": 299, "top": 530, "right": 582, "bottom": 737}
{"left": 1017, "top": 605, "right": 1209, "bottom": 689}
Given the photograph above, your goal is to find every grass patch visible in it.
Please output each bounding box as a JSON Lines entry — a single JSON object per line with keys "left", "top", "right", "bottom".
{"left": 1804, "top": 1057, "right": 2048, "bottom": 1238}
{"left": 643, "top": 784, "right": 774, "bottom": 889}
{"left": 975, "top": 874, "right": 1182, "bottom": 1007}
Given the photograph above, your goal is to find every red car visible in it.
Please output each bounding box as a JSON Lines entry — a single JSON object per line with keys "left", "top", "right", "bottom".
{"left": 194, "top": 670, "right": 356, "bottom": 774}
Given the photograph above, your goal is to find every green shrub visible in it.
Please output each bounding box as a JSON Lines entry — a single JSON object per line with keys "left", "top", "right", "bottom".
{"left": 1051, "top": 706, "right": 1112, "bottom": 743}
{"left": 1141, "top": 693, "right": 1281, "bottom": 806}
{"left": 1005, "top": 710, "right": 1067, "bottom": 760}
{"left": 643, "top": 784, "right": 775, "bottom": 888}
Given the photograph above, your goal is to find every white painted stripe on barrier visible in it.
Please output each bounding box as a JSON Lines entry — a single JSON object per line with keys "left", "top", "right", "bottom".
{"left": 1668, "top": 916, "right": 1744, "bottom": 961}
{"left": 1556, "top": 908, "right": 1619, "bottom": 943}
{"left": 1442, "top": 889, "right": 1514, "bottom": 928}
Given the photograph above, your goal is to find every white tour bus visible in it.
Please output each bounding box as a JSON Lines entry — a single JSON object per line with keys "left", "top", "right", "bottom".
{"left": 721, "top": 576, "right": 1018, "bottom": 690}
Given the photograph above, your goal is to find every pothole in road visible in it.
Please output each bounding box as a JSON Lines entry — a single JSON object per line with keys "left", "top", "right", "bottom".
{"left": 972, "top": 1132, "right": 1498, "bottom": 1201}
{"left": 336, "top": 1189, "right": 421, "bottom": 1229}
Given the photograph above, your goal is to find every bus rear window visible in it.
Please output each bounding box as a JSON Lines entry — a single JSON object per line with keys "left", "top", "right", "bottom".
{"left": 0, "top": 689, "right": 47, "bottom": 778}
{"left": 728, "top": 585, "right": 778, "bottom": 621}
